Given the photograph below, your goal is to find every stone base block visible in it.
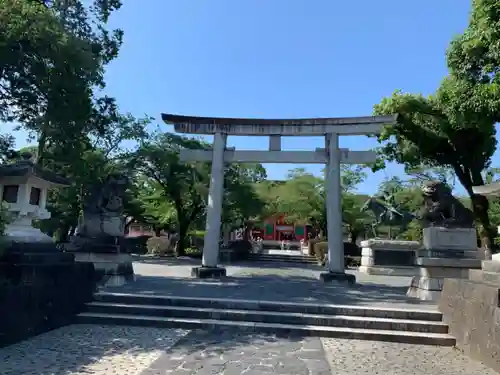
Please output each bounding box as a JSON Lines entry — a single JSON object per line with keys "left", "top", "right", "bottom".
{"left": 469, "top": 269, "right": 500, "bottom": 287}
{"left": 191, "top": 266, "right": 226, "bottom": 278}
{"left": 360, "top": 239, "right": 420, "bottom": 250}
{"left": 439, "top": 278, "right": 500, "bottom": 373}
{"left": 358, "top": 265, "right": 419, "bottom": 277}
{"left": 319, "top": 271, "right": 356, "bottom": 285}
{"left": 415, "top": 257, "right": 482, "bottom": 268}
{"left": 407, "top": 276, "right": 443, "bottom": 301}
{"left": 407, "top": 257, "right": 482, "bottom": 301}
{"left": 423, "top": 227, "right": 477, "bottom": 250}
{"left": 482, "top": 260, "right": 500, "bottom": 273}
{"left": 72, "top": 252, "right": 135, "bottom": 287}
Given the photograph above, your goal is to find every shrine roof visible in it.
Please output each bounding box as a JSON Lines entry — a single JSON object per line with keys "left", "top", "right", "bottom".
{"left": 0, "top": 155, "right": 71, "bottom": 186}
{"left": 162, "top": 113, "right": 398, "bottom": 136}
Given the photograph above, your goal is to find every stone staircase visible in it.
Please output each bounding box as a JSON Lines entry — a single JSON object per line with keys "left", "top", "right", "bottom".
{"left": 247, "top": 252, "right": 318, "bottom": 264}
{"left": 77, "top": 292, "right": 455, "bottom": 346}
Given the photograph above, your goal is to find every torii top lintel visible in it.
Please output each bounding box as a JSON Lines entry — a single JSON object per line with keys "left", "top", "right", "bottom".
{"left": 162, "top": 113, "right": 398, "bottom": 136}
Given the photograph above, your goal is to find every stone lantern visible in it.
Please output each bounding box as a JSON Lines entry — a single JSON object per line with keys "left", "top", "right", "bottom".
{"left": 0, "top": 152, "right": 70, "bottom": 245}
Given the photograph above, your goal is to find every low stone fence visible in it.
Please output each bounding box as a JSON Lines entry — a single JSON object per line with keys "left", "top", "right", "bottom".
{"left": 0, "top": 252, "right": 96, "bottom": 347}
{"left": 439, "top": 267, "right": 500, "bottom": 373}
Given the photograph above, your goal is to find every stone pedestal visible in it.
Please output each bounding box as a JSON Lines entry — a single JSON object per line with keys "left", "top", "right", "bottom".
{"left": 72, "top": 252, "right": 134, "bottom": 287}
{"left": 358, "top": 239, "right": 420, "bottom": 276}
{"left": 66, "top": 235, "right": 134, "bottom": 287}
{"left": 407, "top": 227, "right": 481, "bottom": 301}
{"left": 5, "top": 216, "right": 53, "bottom": 244}
{"left": 66, "top": 206, "right": 135, "bottom": 286}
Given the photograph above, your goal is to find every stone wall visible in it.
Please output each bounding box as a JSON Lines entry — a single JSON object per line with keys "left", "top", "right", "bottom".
{"left": 438, "top": 278, "right": 500, "bottom": 372}
{"left": 0, "top": 252, "right": 96, "bottom": 347}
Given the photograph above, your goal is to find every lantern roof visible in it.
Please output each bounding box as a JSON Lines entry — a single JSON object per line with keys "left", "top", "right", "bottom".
{"left": 0, "top": 152, "right": 70, "bottom": 186}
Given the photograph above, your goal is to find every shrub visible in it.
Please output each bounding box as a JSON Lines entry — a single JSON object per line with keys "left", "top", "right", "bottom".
{"left": 345, "top": 256, "right": 361, "bottom": 268}
{"left": 189, "top": 235, "right": 204, "bottom": 250}
{"left": 308, "top": 239, "right": 319, "bottom": 256}
{"left": 0, "top": 202, "right": 10, "bottom": 237}
{"left": 314, "top": 241, "right": 328, "bottom": 264}
{"left": 228, "top": 240, "right": 252, "bottom": 261}
{"left": 185, "top": 247, "right": 202, "bottom": 258}
{"left": 344, "top": 242, "right": 361, "bottom": 257}
{"left": 122, "top": 235, "right": 151, "bottom": 254}
{"left": 313, "top": 241, "right": 361, "bottom": 265}
{"left": 146, "top": 236, "right": 174, "bottom": 256}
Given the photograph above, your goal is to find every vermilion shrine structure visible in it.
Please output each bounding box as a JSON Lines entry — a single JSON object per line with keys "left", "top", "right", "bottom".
{"left": 162, "top": 113, "right": 397, "bottom": 283}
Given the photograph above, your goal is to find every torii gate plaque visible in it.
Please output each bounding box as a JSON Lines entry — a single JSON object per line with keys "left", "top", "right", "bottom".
{"left": 163, "top": 113, "right": 397, "bottom": 282}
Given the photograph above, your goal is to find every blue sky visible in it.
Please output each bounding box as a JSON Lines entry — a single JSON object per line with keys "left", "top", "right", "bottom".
{"left": 5, "top": 0, "right": 477, "bottom": 194}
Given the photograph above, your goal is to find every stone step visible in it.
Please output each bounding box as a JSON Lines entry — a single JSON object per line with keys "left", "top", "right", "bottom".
{"left": 94, "top": 293, "right": 444, "bottom": 321}
{"left": 468, "top": 269, "right": 500, "bottom": 287}
{"left": 85, "top": 302, "right": 449, "bottom": 334}
{"left": 248, "top": 254, "right": 317, "bottom": 263}
{"left": 76, "top": 312, "right": 455, "bottom": 346}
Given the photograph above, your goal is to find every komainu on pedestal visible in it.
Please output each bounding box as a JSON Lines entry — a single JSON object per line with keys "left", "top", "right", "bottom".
{"left": 407, "top": 181, "right": 481, "bottom": 301}
{"left": 418, "top": 181, "right": 474, "bottom": 229}
{"left": 66, "top": 173, "right": 135, "bottom": 286}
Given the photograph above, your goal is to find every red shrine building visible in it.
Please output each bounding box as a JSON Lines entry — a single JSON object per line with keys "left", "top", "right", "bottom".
{"left": 252, "top": 214, "right": 310, "bottom": 242}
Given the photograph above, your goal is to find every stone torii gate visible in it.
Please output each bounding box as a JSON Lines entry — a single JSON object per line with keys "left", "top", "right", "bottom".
{"left": 162, "top": 113, "right": 397, "bottom": 283}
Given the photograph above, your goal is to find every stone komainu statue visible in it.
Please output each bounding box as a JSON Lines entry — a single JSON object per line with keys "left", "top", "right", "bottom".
{"left": 84, "top": 174, "right": 128, "bottom": 216}
{"left": 77, "top": 173, "right": 129, "bottom": 239}
{"left": 419, "top": 181, "right": 474, "bottom": 228}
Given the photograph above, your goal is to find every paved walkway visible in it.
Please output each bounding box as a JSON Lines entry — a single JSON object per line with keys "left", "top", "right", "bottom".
{"left": 0, "top": 258, "right": 497, "bottom": 374}
{"left": 0, "top": 325, "right": 497, "bottom": 374}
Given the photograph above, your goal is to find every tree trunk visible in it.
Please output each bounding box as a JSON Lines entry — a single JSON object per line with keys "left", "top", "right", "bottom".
{"left": 454, "top": 165, "right": 495, "bottom": 251}
{"left": 176, "top": 221, "right": 188, "bottom": 257}
{"left": 153, "top": 227, "right": 161, "bottom": 237}
{"left": 471, "top": 193, "right": 494, "bottom": 251}
{"left": 36, "top": 118, "right": 49, "bottom": 167}
{"left": 349, "top": 229, "right": 359, "bottom": 244}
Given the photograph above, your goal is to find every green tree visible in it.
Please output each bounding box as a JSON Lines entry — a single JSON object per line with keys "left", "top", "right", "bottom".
{"left": 130, "top": 133, "right": 211, "bottom": 256}
{"left": 0, "top": 0, "right": 124, "bottom": 165}
{"left": 255, "top": 166, "right": 370, "bottom": 242}
{"left": 36, "top": 113, "right": 150, "bottom": 240}
{"left": 447, "top": 0, "right": 500, "bottom": 85}
{"left": 374, "top": 76, "right": 498, "bottom": 246}
{"left": 223, "top": 163, "right": 267, "bottom": 228}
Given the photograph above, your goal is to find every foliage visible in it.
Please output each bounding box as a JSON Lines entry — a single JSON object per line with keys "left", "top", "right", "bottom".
{"left": 373, "top": 77, "right": 498, "bottom": 246}
{"left": 397, "top": 220, "right": 423, "bottom": 242}
{"left": 146, "top": 237, "right": 174, "bottom": 257}
{"left": 129, "top": 133, "right": 209, "bottom": 256}
{"left": 373, "top": 0, "right": 500, "bottom": 248}
{"left": 227, "top": 240, "right": 253, "bottom": 261}
{"left": 223, "top": 163, "right": 267, "bottom": 225}
{"left": 0, "top": 0, "right": 124, "bottom": 164}
{"left": 253, "top": 166, "right": 370, "bottom": 243}
{"left": 0, "top": 202, "right": 10, "bottom": 236}
{"left": 313, "top": 241, "right": 328, "bottom": 264}
{"left": 447, "top": 0, "right": 500, "bottom": 85}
